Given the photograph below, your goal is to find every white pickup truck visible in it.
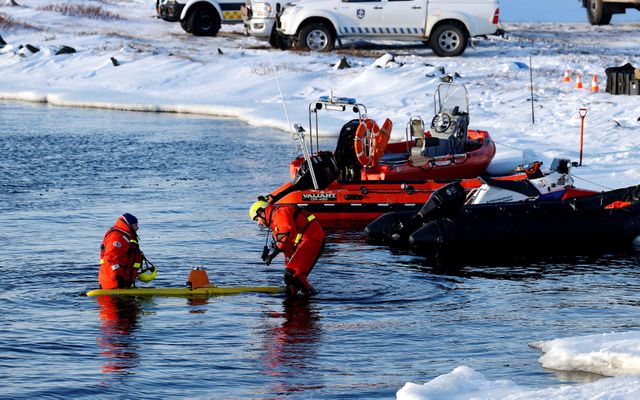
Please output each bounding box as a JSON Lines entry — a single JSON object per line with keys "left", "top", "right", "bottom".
{"left": 242, "top": 1, "right": 292, "bottom": 48}
{"left": 582, "top": 0, "right": 640, "bottom": 25}
{"left": 272, "top": 0, "right": 500, "bottom": 57}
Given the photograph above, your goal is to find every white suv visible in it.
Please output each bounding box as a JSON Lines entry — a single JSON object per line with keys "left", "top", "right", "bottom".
{"left": 277, "top": 0, "right": 500, "bottom": 57}
{"left": 242, "top": 1, "right": 292, "bottom": 48}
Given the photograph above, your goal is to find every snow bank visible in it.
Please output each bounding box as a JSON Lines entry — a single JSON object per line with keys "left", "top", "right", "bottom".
{"left": 531, "top": 331, "right": 640, "bottom": 377}
{"left": 397, "top": 365, "right": 640, "bottom": 400}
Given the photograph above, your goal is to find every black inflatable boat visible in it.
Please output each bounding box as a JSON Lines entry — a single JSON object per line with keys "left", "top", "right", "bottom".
{"left": 365, "top": 177, "right": 640, "bottom": 256}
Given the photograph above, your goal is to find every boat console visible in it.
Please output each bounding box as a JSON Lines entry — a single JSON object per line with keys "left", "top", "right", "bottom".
{"left": 409, "top": 84, "right": 471, "bottom": 167}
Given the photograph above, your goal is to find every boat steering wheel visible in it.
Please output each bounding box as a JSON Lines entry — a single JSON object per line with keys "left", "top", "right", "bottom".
{"left": 431, "top": 112, "right": 452, "bottom": 134}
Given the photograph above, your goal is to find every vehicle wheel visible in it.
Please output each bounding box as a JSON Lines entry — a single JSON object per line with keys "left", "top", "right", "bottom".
{"left": 189, "top": 5, "right": 221, "bottom": 36}
{"left": 429, "top": 23, "right": 467, "bottom": 57}
{"left": 269, "top": 29, "right": 287, "bottom": 50}
{"left": 587, "top": 0, "right": 612, "bottom": 25}
{"left": 298, "top": 23, "right": 334, "bottom": 52}
{"left": 180, "top": 17, "right": 192, "bottom": 33}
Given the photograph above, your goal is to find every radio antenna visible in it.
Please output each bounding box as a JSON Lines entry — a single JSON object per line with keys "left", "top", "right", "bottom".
{"left": 529, "top": 54, "right": 535, "bottom": 124}
{"left": 268, "top": 52, "right": 319, "bottom": 190}
{"left": 269, "top": 52, "right": 295, "bottom": 137}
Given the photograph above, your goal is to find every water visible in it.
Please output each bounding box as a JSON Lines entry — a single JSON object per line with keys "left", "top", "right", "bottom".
{"left": 1, "top": 101, "right": 640, "bottom": 399}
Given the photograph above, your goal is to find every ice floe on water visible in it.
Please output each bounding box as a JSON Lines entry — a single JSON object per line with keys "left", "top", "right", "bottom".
{"left": 397, "top": 365, "right": 640, "bottom": 400}
{"left": 398, "top": 331, "right": 640, "bottom": 399}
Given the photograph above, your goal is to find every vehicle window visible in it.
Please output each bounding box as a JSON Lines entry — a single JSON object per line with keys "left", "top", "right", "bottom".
{"left": 387, "top": 0, "right": 414, "bottom": 2}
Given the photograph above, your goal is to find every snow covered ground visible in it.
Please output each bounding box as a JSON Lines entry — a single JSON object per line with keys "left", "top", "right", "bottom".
{"left": 2, "top": 1, "right": 640, "bottom": 398}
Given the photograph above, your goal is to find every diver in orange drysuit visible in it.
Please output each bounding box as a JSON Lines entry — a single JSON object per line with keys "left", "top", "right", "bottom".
{"left": 99, "top": 213, "right": 143, "bottom": 290}
{"left": 250, "top": 201, "right": 325, "bottom": 296}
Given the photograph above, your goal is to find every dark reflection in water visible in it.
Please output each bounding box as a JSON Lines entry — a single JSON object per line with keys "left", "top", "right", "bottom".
{"left": 261, "top": 298, "right": 323, "bottom": 397}
{"left": 386, "top": 246, "right": 640, "bottom": 281}
{"left": 96, "top": 296, "right": 142, "bottom": 377}
{"left": 187, "top": 296, "right": 210, "bottom": 310}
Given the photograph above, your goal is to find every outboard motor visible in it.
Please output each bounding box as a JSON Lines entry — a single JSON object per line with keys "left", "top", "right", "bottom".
{"left": 415, "top": 181, "right": 466, "bottom": 220}
{"left": 291, "top": 151, "right": 339, "bottom": 191}
{"left": 365, "top": 210, "right": 415, "bottom": 244}
{"left": 365, "top": 181, "right": 466, "bottom": 245}
{"left": 333, "top": 119, "right": 362, "bottom": 181}
{"left": 409, "top": 219, "right": 458, "bottom": 252}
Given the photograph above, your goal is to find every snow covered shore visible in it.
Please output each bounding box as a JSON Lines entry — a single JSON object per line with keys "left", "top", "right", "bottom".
{"left": 2, "top": 1, "right": 640, "bottom": 398}
{"left": 2, "top": 1, "right": 640, "bottom": 185}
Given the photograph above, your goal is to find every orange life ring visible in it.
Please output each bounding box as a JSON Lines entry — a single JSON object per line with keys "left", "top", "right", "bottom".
{"left": 354, "top": 119, "right": 381, "bottom": 167}
{"left": 370, "top": 118, "right": 393, "bottom": 165}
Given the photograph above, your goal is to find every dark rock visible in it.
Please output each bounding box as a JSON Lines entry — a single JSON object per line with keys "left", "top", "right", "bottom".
{"left": 437, "top": 66, "right": 445, "bottom": 74}
{"left": 110, "top": 57, "right": 119, "bottom": 66}
{"left": 25, "top": 44, "right": 39, "bottom": 53}
{"left": 55, "top": 45, "right": 76, "bottom": 55}
{"left": 440, "top": 75, "right": 454, "bottom": 83}
{"left": 217, "top": 48, "right": 223, "bottom": 55}
{"left": 0, "top": 34, "right": 6, "bottom": 47}
{"left": 335, "top": 56, "right": 350, "bottom": 69}
{"left": 373, "top": 53, "right": 396, "bottom": 68}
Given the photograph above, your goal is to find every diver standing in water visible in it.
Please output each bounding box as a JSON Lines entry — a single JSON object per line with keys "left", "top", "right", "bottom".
{"left": 99, "top": 213, "right": 156, "bottom": 289}
{"left": 250, "top": 200, "right": 325, "bottom": 297}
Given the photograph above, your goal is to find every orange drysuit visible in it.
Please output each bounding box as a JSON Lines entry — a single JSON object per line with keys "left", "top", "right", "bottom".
{"left": 264, "top": 204, "right": 325, "bottom": 295}
{"left": 99, "top": 218, "right": 142, "bottom": 289}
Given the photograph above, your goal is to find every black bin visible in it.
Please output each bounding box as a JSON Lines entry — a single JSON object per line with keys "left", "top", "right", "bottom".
{"left": 605, "top": 63, "right": 638, "bottom": 95}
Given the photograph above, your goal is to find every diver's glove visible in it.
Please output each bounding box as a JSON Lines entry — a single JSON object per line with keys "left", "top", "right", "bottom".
{"left": 263, "top": 247, "right": 281, "bottom": 266}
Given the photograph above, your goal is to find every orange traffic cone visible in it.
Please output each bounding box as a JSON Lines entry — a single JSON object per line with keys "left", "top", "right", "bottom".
{"left": 563, "top": 69, "right": 571, "bottom": 83}
{"left": 575, "top": 73, "right": 584, "bottom": 89}
{"left": 590, "top": 74, "right": 599, "bottom": 93}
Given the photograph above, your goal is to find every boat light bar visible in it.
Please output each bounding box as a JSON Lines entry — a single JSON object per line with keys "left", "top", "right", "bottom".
{"left": 318, "top": 95, "right": 357, "bottom": 105}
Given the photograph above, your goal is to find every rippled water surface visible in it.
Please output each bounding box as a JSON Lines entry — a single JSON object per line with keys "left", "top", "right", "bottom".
{"left": 2, "top": 101, "right": 640, "bottom": 399}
